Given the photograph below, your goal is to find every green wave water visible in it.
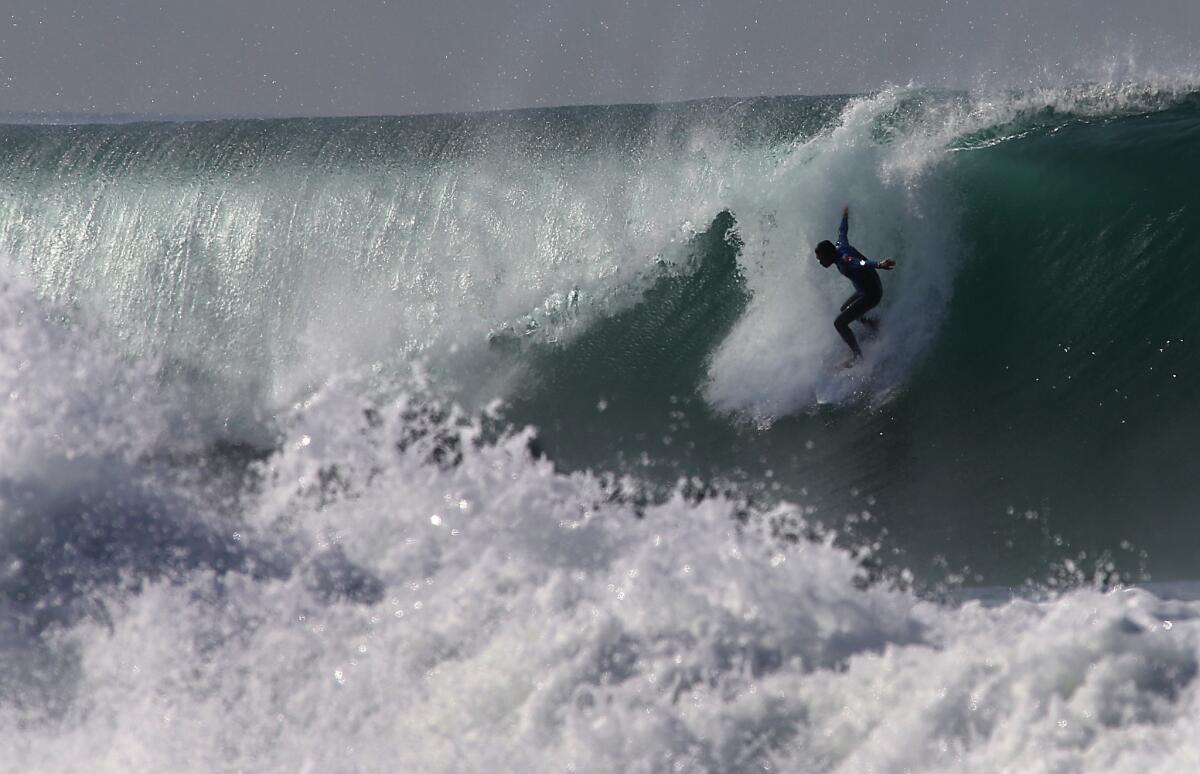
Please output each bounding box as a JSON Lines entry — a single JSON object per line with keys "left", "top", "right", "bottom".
{"left": 1, "top": 87, "right": 1198, "bottom": 585}
{"left": 514, "top": 95, "right": 1200, "bottom": 584}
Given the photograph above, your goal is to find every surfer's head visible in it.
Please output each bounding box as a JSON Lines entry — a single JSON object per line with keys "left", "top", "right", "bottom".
{"left": 814, "top": 240, "right": 837, "bottom": 267}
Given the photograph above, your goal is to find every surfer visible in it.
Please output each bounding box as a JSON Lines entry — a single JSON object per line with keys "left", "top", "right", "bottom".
{"left": 814, "top": 206, "right": 895, "bottom": 364}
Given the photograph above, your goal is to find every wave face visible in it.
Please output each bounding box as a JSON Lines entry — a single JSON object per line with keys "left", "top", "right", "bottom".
{"left": 4, "top": 84, "right": 1200, "bottom": 769}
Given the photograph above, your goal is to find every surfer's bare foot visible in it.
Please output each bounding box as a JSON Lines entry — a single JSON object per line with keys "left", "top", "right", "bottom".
{"left": 840, "top": 354, "right": 861, "bottom": 369}
{"left": 861, "top": 316, "right": 879, "bottom": 331}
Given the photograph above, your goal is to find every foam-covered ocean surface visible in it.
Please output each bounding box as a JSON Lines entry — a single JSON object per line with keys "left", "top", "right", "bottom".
{"left": 3, "top": 81, "right": 1200, "bottom": 771}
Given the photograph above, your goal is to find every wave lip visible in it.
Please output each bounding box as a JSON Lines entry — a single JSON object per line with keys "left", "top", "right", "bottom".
{"left": 2, "top": 80, "right": 1199, "bottom": 421}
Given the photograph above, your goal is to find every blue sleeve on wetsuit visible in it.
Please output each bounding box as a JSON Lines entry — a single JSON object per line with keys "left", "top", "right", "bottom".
{"left": 836, "top": 211, "right": 879, "bottom": 268}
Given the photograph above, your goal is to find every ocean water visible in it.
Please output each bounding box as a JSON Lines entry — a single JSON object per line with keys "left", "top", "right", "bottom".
{"left": 3, "top": 82, "right": 1200, "bottom": 771}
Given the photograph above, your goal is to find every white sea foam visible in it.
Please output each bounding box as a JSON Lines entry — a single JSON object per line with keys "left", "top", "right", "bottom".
{"left": 1, "top": 288, "right": 1199, "bottom": 771}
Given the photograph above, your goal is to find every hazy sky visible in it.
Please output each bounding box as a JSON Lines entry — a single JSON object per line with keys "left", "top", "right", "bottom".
{"left": 1, "top": 0, "right": 1197, "bottom": 117}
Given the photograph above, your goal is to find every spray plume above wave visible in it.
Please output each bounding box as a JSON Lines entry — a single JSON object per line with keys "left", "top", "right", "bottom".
{"left": 3, "top": 78, "right": 1200, "bottom": 770}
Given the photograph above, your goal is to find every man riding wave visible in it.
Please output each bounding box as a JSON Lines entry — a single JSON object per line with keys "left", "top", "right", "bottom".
{"left": 813, "top": 206, "right": 896, "bottom": 365}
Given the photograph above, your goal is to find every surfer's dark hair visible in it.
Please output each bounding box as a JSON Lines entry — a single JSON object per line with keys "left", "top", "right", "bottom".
{"left": 814, "top": 240, "right": 837, "bottom": 258}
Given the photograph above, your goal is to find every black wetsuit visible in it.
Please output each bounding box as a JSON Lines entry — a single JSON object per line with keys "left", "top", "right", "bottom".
{"left": 832, "top": 211, "right": 882, "bottom": 357}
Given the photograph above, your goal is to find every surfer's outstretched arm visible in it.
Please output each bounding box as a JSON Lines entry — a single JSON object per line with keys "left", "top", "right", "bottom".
{"left": 843, "top": 253, "right": 895, "bottom": 270}
{"left": 837, "top": 206, "right": 895, "bottom": 270}
{"left": 837, "top": 207, "right": 867, "bottom": 260}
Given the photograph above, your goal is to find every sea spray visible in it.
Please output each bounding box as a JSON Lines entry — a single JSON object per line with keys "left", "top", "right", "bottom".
{"left": 3, "top": 82, "right": 1200, "bottom": 770}
{"left": 2, "top": 315, "right": 1199, "bottom": 770}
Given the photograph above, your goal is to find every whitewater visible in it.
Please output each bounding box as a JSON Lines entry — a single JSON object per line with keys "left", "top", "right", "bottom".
{"left": 3, "top": 81, "right": 1200, "bottom": 771}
